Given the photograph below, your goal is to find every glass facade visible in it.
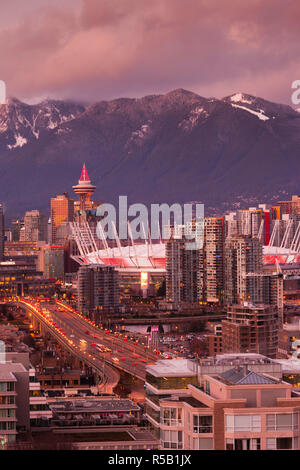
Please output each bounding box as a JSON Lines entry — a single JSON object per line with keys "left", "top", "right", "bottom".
{"left": 266, "top": 413, "right": 298, "bottom": 431}
{"left": 146, "top": 373, "right": 197, "bottom": 390}
{"left": 161, "top": 430, "right": 183, "bottom": 449}
{"left": 225, "top": 415, "right": 261, "bottom": 433}
{"left": 145, "top": 403, "right": 160, "bottom": 424}
{"left": 161, "top": 407, "right": 183, "bottom": 427}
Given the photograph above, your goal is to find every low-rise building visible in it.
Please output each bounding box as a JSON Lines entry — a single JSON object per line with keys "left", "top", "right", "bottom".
{"left": 0, "top": 359, "right": 30, "bottom": 448}
{"left": 4, "top": 352, "right": 52, "bottom": 430}
{"left": 147, "top": 364, "right": 300, "bottom": 450}
{"left": 145, "top": 359, "right": 198, "bottom": 440}
{"left": 49, "top": 398, "right": 141, "bottom": 427}
{"left": 0, "top": 260, "right": 55, "bottom": 298}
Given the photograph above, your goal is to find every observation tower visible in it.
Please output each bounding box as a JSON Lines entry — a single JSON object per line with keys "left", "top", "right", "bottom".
{"left": 72, "top": 163, "right": 96, "bottom": 212}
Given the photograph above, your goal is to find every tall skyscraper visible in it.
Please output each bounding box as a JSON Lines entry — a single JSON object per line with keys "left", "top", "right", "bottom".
{"left": 204, "top": 217, "right": 225, "bottom": 303}
{"left": 38, "top": 245, "right": 65, "bottom": 279}
{"left": 50, "top": 193, "right": 74, "bottom": 244}
{"left": 224, "top": 234, "right": 283, "bottom": 324}
{"left": 24, "top": 210, "right": 47, "bottom": 242}
{"left": 166, "top": 237, "right": 182, "bottom": 304}
{"left": 227, "top": 205, "right": 280, "bottom": 246}
{"left": 77, "top": 264, "right": 119, "bottom": 321}
{"left": 278, "top": 195, "right": 300, "bottom": 221}
{"left": 166, "top": 217, "right": 225, "bottom": 305}
{"left": 11, "top": 219, "right": 24, "bottom": 242}
{"left": 224, "top": 236, "right": 263, "bottom": 305}
{"left": 0, "top": 203, "right": 4, "bottom": 261}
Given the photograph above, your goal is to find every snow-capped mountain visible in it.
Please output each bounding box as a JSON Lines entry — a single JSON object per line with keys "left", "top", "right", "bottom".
{"left": 223, "top": 92, "right": 297, "bottom": 121}
{"left": 0, "top": 98, "right": 85, "bottom": 150}
{"left": 1, "top": 89, "right": 300, "bottom": 217}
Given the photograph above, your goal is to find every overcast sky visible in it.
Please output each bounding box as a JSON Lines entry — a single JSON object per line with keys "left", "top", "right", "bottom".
{"left": 0, "top": 0, "right": 299, "bottom": 105}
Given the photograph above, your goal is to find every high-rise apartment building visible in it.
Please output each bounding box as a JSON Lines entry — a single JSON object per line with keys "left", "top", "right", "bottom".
{"left": 278, "top": 195, "right": 300, "bottom": 221}
{"left": 236, "top": 208, "right": 262, "bottom": 238}
{"left": 226, "top": 205, "right": 279, "bottom": 246}
{"left": 24, "top": 210, "right": 47, "bottom": 242}
{"left": 165, "top": 217, "right": 225, "bottom": 305}
{"left": 222, "top": 303, "right": 278, "bottom": 358}
{"left": 0, "top": 204, "right": 4, "bottom": 261}
{"left": 202, "top": 217, "right": 225, "bottom": 303}
{"left": 165, "top": 238, "right": 182, "bottom": 304}
{"left": 225, "top": 236, "right": 263, "bottom": 305}
{"left": 50, "top": 193, "right": 74, "bottom": 244}
{"left": 38, "top": 245, "right": 65, "bottom": 279}
{"left": 165, "top": 234, "right": 201, "bottom": 304}
{"left": 77, "top": 264, "right": 119, "bottom": 321}
{"left": 11, "top": 219, "right": 24, "bottom": 242}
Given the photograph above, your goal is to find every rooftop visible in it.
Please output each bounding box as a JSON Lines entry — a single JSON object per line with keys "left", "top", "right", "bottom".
{"left": 275, "top": 358, "right": 300, "bottom": 373}
{"left": 198, "top": 353, "right": 277, "bottom": 366}
{"left": 146, "top": 359, "right": 197, "bottom": 378}
{"left": 0, "top": 360, "right": 29, "bottom": 382}
{"left": 0, "top": 371, "right": 17, "bottom": 382}
{"left": 50, "top": 398, "right": 140, "bottom": 414}
{"left": 177, "top": 396, "right": 208, "bottom": 408}
{"left": 216, "top": 366, "right": 278, "bottom": 386}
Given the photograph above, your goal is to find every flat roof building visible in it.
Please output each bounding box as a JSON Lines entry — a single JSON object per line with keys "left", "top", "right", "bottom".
{"left": 146, "top": 365, "right": 300, "bottom": 450}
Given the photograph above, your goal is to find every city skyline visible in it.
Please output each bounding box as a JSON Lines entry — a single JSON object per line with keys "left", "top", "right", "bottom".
{"left": 1, "top": 0, "right": 300, "bottom": 455}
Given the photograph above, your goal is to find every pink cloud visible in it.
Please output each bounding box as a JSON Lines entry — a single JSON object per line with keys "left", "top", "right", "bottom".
{"left": 0, "top": 0, "right": 299, "bottom": 105}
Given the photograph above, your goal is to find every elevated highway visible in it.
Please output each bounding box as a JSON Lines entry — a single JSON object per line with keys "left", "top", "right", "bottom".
{"left": 12, "top": 300, "right": 159, "bottom": 382}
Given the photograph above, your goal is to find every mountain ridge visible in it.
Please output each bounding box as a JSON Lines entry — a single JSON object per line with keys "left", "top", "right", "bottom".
{"left": 0, "top": 88, "right": 299, "bottom": 218}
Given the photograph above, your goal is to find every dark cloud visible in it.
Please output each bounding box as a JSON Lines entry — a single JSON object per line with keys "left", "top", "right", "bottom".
{"left": 0, "top": 0, "right": 299, "bottom": 105}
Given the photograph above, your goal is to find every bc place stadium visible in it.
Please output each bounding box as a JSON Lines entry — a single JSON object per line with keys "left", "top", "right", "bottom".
{"left": 68, "top": 165, "right": 300, "bottom": 296}
{"left": 70, "top": 220, "right": 300, "bottom": 276}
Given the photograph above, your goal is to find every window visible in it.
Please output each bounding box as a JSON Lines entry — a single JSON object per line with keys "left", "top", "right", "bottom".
{"left": 193, "top": 438, "right": 213, "bottom": 450}
{"left": 30, "top": 390, "right": 42, "bottom": 397}
{"left": 145, "top": 404, "right": 160, "bottom": 423}
{"left": 30, "top": 404, "right": 49, "bottom": 411}
{"left": 226, "top": 439, "right": 260, "bottom": 451}
{"left": 193, "top": 415, "right": 213, "bottom": 433}
{"left": 266, "top": 413, "right": 298, "bottom": 431}
{"left": 161, "top": 430, "right": 183, "bottom": 449}
{"left": 266, "top": 437, "right": 295, "bottom": 450}
{"left": 225, "top": 415, "right": 261, "bottom": 433}
{"left": 161, "top": 407, "right": 183, "bottom": 426}
{"left": 0, "top": 396, "right": 14, "bottom": 405}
